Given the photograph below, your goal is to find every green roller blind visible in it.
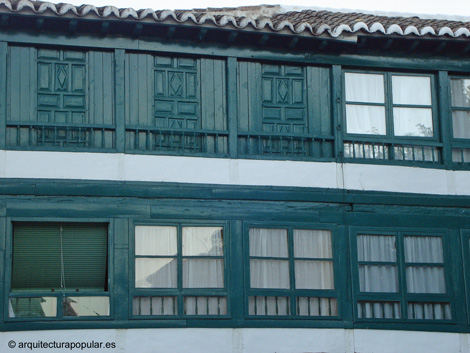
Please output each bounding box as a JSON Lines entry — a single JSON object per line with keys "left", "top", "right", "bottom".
{"left": 12, "top": 223, "right": 108, "bottom": 292}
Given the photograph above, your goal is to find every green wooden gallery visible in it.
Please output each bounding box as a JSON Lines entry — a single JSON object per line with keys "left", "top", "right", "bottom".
{"left": 1, "top": 2, "right": 470, "bottom": 352}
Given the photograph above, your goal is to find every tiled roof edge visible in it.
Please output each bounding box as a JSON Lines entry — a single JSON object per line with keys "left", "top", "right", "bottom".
{"left": 0, "top": 1, "right": 469, "bottom": 39}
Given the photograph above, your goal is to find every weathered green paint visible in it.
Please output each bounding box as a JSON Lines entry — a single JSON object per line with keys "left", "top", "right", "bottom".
{"left": 0, "top": 41, "right": 7, "bottom": 149}
{"left": 114, "top": 49, "right": 125, "bottom": 153}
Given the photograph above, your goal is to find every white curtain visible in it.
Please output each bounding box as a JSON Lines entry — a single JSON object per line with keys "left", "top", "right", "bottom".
{"left": 452, "top": 111, "right": 470, "bottom": 139}
{"left": 358, "top": 301, "right": 400, "bottom": 319}
{"left": 293, "top": 229, "right": 334, "bottom": 289}
{"left": 182, "top": 227, "right": 223, "bottom": 256}
{"left": 135, "top": 258, "right": 177, "bottom": 288}
{"left": 185, "top": 296, "right": 227, "bottom": 315}
{"left": 451, "top": 79, "right": 470, "bottom": 107}
{"left": 346, "top": 105, "right": 386, "bottom": 135}
{"left": 133, "top": 296, "right": 176, "bottom": 316}
{"left": 357, "top": 235, "right": 398, "bottom": 293}
{"left": 135, "top": 226, "right": 177, "bottom": 256}
{"left": 345, "top": 72, "right": 386, "bottom": 135}
{"left": 405, "top": 236, "right": 446, "bottom": 294}
{"left": 249, "top": 228, "right": 289, "bottom": 289}
{"left": 392, "top": 76, "right": 431, "bottom": 105}
{"left": 248, "top": 296, "right": 289, "bottom": 316}
{"left": 408, "top": 302, "right": 451, "bottom": 320}
{"left": 249, "top": 228, "right": 288, "bottom": 257}
{"left": 393, "top": 107, "right": 433, "bottom": 137}
{"left": 297, "top": 297, "right": 337, "bottom": 316}
{"left": 183, "top": 258, "right": 224, "bottom": 288}
{"left": 345, "top": 73, "right": 385, "bottom": 103}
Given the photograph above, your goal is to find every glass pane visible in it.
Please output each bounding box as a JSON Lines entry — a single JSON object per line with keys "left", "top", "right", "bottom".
{"left": 249, "top": 228, "right": 288, "bottom": 258}
{"left": 64, "top": 296, "right": 109, "bottom": 317}
{"left": 183, "top": 259, "right": 224, "bottom": 288}
{"left": 135, "top": 258, "right": 177, "bottom": 288}
{"left": 135, "top": 226, "right": 177, "bottom": 256}
{"left": 345, "top": 73, "right": 385, "bottom": 103}
{"left": 359, "top": 265, "right": 398, "bottom": 292}
{"left": 295, "top": 260, "right": 334, "bottom": 289}
{"left": 133, "top": 296, "right": 177, "bottom": 316}
{"left": 249, "top": 296, "right": 289, "bottom": 316}
{"left": 297, "top": 297, "right": 337, "bottom": 316}
{"left": 357, "top": 301, "right": 401, "bottom": 319}
{"left": 393, "top": 107, "right": 433, "bottom": 137}
{"left": 250, "top": 259, "right": 290, "bottom": 289}
{"left": 392, "top": 76, "right": 432, "bottom": 105}
{"left": 346, "top": 105, "right": 386, "bottom": 135}
{"left": 184, "top": 296, "right": 227, "bottom": 315}
{"left": 451, "top": 78, "right": 470, "bottom": 107}
{"left": 452, "top": 148, "right": 470, "bottom": 163}
{"left": 293, "top": 229, "right": 332, "bottom": 258}
{"left": 9, "top": 297, "right": 57, "bottom": 318}
{"left": 357, "top": 235, "right": 396, "bottom": 262}
{"left": 452, "top": 111, "right": 470, "bottom": 139}
{"left": 182, "top": 227, "right": 223, "bottom": 256}
{"left": 404, "top": 236, "right": 443, "bottom": 263}
{"left": 408, "top": 302, "right": 451, "bottom": 320}
{"left": 406, "top": 266, "right": 446, "bottom": 293}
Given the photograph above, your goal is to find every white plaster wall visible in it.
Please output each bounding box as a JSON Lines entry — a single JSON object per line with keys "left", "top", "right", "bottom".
{"left": 1, "top": 328, "right": 469, "bottom": 353}
{"left": 1, "top": 150, "right": 470, "bottom": 196}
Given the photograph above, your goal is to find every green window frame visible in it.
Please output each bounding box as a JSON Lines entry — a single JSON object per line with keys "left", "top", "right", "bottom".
{"left": 244, "top": 223, "right": 340, "bottom": 319}
{"left": 343, "top": 70, "right": 441, "bottom": 163}
{"left": 449, "top": 77, "right": 470, "bottom": 163}
{"left": 351, "top": 227, "right": 455, "bottom": 323}
{"left": 6, "top": 221, "right": 111, "bottom": 320}
{"left": 131, "top": 221, "right": 230, "bottom": 319}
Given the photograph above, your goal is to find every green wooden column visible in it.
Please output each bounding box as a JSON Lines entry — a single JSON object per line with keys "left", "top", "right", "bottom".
{"left": 115, "top": 49, "right": 125, "bottom": 153}
{"left": 227, "top": 57, "right": 238, "bottom": 158}
{"left": 0, "top": 42, "right": 7, "bottom": 150}
{"left": 438, "top": 71, "right": 453, "bottom": 168}
{"left": 331, "top": 65, "right": 343, "bottom": 160}
{"left": 113, "top": 218, "right": 129, "bottom": 321}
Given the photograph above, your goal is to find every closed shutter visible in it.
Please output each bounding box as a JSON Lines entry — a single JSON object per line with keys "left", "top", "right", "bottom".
{"left": 11, "top": 223, "right": 108, "bottom": 292}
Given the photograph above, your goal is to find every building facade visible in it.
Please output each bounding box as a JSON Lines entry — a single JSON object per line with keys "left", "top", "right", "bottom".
{"left": 1, "top": 2, "right": 470, "bottom": 352}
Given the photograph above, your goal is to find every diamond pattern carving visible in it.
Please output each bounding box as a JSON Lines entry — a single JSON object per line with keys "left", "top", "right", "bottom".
{"left": 57, "top": 65, "right": 67, "bottom": 90}
{"left": 278, "top": 80, "right": 289, "bottom": 103}
{"left": 169, "top": 73, "right": 183, "bottom": 97}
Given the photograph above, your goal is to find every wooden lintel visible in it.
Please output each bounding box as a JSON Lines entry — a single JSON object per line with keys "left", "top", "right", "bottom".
{"left": 258, "top": 34, "right": 269, "bottom": 45}
{"left": 358, "top": 37, "right": 367, "bottom": 46}
{"left": 410, "top": 40, "right": 420, "bottom": 51}
{"left": 101, "top": 22, "right": 110, "bottom": 34}
{"left": 68, "top": 20, "right": 78, "bottom": 32}
{"left": 383, "top": 38, "right": 393, "bottom": 49}
{"left": 288, "top": 37, "right": 299, "bottom": 49}
{"left": 36, "top": 18, "right": 44, "bottom": 30}
{"left": 228, "top": 32, "right": 238, "bottom": 43}
{"left": 0, "top": 15, "right": 8, "bottom": 28}
{"left": 198, "top": 28, "right": 208, "bottom": 41}
{"left": 319, "top": 40, "right": 328, "bottom": 50}
{"left": 133, "top": 23, "right": 143, "bottom": 36}
{"left": 435, "top": 41, "right": 447, "bottom": 52}
{"left": 166, "top": 26, "right": 176, "bottom": 40}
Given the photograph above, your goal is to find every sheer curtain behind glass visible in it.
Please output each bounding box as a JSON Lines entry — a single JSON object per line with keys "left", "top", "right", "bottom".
{"left": 249, "top": 228, "right": 289, "bottom": 289}
{"left": 182, "top": 227, "right": 224, "bottom": 288}
{"left": 135, "top": 226, "right": 177, "bottom": 288}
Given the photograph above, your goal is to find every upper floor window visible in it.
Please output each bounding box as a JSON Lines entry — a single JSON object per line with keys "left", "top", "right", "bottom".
{"left": 345, "top": 72, "right": 434, "bottom": 137}
{"left": 133, "top": 223, "right": 228, "bottom": 317}
{"left": 352, "top": 229, "right": 453, "bottom": 321}
{"left": 450, "top": 78, "right": 470, "bottom": 163}
{"left": 8, "top": 222, "right": 109, "bottom": 319}
{"left": 246, "top": 226, "right": 338, "bottom": 318}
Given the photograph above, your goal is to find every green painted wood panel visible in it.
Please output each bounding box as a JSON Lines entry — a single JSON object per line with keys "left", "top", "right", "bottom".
{"left": 238, "top": 61, "right": 333, "bottom": 159}
{"left": 6, "top": 47, "right": 115, "bottom": 149}
{"left": 125, "top": 53, "right": 227, "bottom": 155}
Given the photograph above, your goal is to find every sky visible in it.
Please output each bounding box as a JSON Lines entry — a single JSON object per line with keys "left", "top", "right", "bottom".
{"left": 43, "top": 0, "right": 470, "bottom": 19}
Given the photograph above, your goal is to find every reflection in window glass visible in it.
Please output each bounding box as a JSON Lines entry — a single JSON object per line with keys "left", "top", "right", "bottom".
{"left": 392, "top": 76, "right": 432, "bottom": 105}
{"left": 345, "top": 73, "right": 385, "bottom": 103}
{"left": 9, "top": 297, "right": 57, "bottom": 318}
{"left": 452, "top": 111, "right": 470, "bottom": 139}
{"left": 346, "top": 105, "right": 386, "bottom": 135}
{"left": 451, "top": 79, "right": 470, "bottom": 107}
{"left": 182, "top": 227, "right": 223, "bottom": 256}
{"left": 393, "top": 108, "right": 433, "bottom": 137}
{"left": 64, "top": 296, "right": 110, "bottom": 317}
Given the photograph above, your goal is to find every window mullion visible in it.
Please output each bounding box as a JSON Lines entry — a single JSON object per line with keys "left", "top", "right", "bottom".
{"left": 396, "top": 232, "right": 408, "bottom": 320}
{"left": 385, "top": 72, "right": 395, "bottom": 143}
{"left": 177, "top": 224, "right": 184, "bottom": 316}
{"left": 287, "top": 227, "right": 296, "bottom": 316}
